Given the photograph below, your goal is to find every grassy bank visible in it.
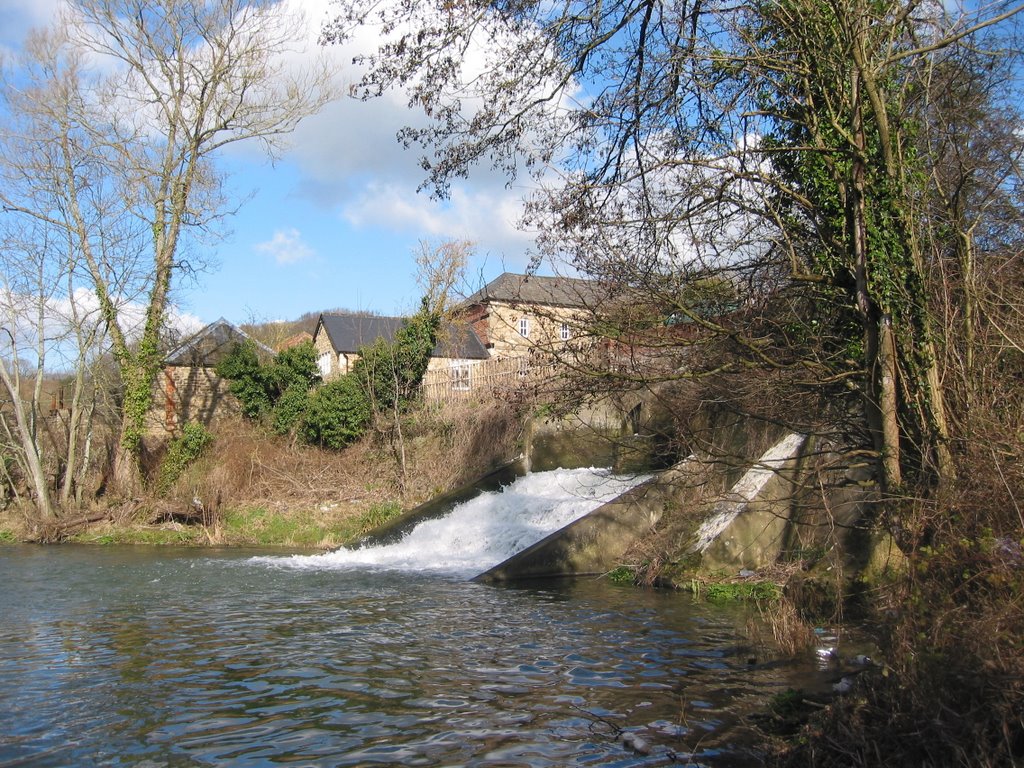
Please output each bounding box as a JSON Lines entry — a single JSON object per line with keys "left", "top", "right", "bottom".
{"left": 0, "top": 400, "right": 523, "bottom": 548}
{"left": 58, "top": 501, "right": 405, "bottom": 548}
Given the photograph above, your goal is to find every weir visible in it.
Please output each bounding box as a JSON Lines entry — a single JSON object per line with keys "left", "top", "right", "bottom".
{"left": 477, "top": 431, "right": 810, "bottom": 582}
{"left": 270, "top": 467, "right": 650, "bottom": 576}
{"left": 271, "top": 428, "right": 826, "bottom": 583}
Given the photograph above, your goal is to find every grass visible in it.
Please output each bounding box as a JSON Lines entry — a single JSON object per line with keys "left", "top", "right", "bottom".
{"left": 57, "top": 499, "right": 407, "bottom": 549}
{"left": 71, "top": 526, "right": 208, "bottom": 546}
{"left": 219, "top": 500, "right": 405, "bottom": 548}
{"left": 606, "top": 565, "right": 637, "bottom": 584}
{"left": 221, "top": 507, "right": 352, "bottom": 547}
{"left": 689, "top": 578, "right": 782, "bottom": 603}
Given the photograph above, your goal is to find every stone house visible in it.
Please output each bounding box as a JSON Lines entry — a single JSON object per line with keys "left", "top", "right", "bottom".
{"left": 312, "top": 313, "right": 490, "bottom": 395}
{"left": 460, "top": 272, "right": 601, "bottom": 359}
{"left": 146, "top": 318, "right": 274, "bottom": 436}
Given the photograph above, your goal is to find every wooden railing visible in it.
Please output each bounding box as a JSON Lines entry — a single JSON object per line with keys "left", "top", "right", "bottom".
{"left": 421, "top": 357, "right": 554, "bottom": 405}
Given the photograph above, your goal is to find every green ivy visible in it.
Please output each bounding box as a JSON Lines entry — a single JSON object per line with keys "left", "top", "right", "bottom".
{"left": 157, "top": 421, "right": 214, "bottom": 494}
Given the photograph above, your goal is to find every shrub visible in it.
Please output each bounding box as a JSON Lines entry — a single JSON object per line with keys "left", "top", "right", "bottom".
{"left": 272, "top": 383, "right": 310, "bottom": 435}
{"left": 270, "top": 341, "right": 321, "bottom": 395}
{"left": 158, "top": 422, "right": 214, "bottom": 494}
{"left": 216, "top": 341, "right": 272, "bottom": 418}
{"left": 217, "top": 340, "right": 321, "bottom": 432}
{"left": 301, "top": 375, "right": 372, "bottom": 449}
{"left": 354, "top": 303, "right": 440, "bottom": 413}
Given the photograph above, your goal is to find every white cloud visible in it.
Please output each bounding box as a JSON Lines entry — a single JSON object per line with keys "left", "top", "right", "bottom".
{"left": 0, "top": 282, "right": 204, "bottom": 371}
{"left": 255, "top": 227, "right": 315, "bottom": 265}
{"left": 1, "top": 0, "right": 553, "bottom": 279}
{"left": 342, "top": 182, "right": 534, "bottom": 264}
{"left": 258, "top": 0, "right": 559, "bottom": 265}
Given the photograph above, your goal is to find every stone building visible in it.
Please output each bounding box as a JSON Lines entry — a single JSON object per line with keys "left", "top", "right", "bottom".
{"left": 146, "top": 319, "right": 274, "bottom": 436}
{"left": 311, "top": 313, "right": 490, "bottom": 395}
{"left": 460, "top": 272, "right": 601, "bottom": 358}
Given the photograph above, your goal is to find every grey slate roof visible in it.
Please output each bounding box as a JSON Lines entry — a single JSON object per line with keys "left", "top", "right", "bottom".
{"left": 463, "top": 272, "right": 602, "bottom": 308}
{"left": 317, "top": 314, "right": 489, "bottom": 360}
{"left": 164, "top": 318, "right": 275, "bottom": 367}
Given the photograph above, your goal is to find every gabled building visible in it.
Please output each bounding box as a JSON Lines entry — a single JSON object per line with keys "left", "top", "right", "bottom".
{"left": 311, "top": 313, "right": 490, "bottom": 390}
{"left": 147, "top": 318, "right": 274, "bottom": 435}
{"left": 461, "top": 272, "right": 602, "bottom": 358}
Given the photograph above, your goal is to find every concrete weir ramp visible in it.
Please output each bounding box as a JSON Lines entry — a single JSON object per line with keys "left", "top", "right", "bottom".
{"left": 474, "top": 467, "right": 679, "bottom": 583}
{"left": 475, "top": 432, "right": 808, "bottom": 583}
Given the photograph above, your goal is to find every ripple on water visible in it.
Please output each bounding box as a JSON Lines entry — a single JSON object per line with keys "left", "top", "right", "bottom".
{"left": 0, "top": 546, "right": 838, "bottom": 767}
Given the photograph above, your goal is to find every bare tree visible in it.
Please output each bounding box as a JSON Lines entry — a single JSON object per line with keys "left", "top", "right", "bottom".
{"left": 324, "top": 0, "right": 1023, "bottom": 497}
{"left": 0, "top": 223, "right": 64, "bottom": 523}
{"left": 2, "top": 0, "right": 337, "bottom": 496}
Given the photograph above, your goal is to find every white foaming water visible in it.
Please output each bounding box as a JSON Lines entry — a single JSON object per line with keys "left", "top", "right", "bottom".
{"left": 256, "top": 467, "right": 648, "bottom": 576}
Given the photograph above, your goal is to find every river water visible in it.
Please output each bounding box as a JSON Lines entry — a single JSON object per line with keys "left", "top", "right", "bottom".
{"left": 0, "top": 469, "right": 835, "bottom": 767}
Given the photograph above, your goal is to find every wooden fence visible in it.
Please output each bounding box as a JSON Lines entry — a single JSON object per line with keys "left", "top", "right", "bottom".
{"left": 421, "top": 357, "right": 555, "bottom": 405}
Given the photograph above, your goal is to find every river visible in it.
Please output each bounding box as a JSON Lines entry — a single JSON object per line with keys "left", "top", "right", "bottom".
{"left": 0, "top": 469, "right": 835, "bottom": 767}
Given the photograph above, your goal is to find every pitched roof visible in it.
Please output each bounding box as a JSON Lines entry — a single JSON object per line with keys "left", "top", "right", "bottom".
{"left": 164, "top": 319, "right": 275, "bottom": 367}
{"left": 316, "top": 314, "right": 489, "bottom": 360}
{"left": 463, "top": 272, "right": 602, "bottom": 308}
{"left": 277, "top": 331, "right": 314, "bottom": 351}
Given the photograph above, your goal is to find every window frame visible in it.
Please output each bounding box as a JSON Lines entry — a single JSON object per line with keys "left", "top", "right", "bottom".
{"left": 450, "top": 363, "right": 471, "bottom": 391}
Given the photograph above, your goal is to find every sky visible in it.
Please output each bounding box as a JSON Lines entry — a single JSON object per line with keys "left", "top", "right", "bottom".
{"left": 0, "top": 0, "right": 542, "bottom": 330}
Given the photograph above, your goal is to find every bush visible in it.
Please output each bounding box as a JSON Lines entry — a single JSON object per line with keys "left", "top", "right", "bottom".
{"left": 216, "top": 341, "right": 273, "bottom": 419}
{"left": 301, "top": 375, "right": 372, "bottom": 449}
{"left": 272, "top": 384, "right": 310, "bottom": 435}
{"left": 158, "top": 422, "right": 214, "bottom": 494}
{"left": 270, "top": 342, "right": 321, "bottom": 394}
{"left": 217, "top": 340, "right": 321, "bottom": 432}
{"left": 354, "top": 303, "right": 440, "bottom": 413}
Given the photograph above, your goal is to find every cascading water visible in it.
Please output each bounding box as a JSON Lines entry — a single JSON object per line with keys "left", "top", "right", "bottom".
{"left": 259, "top": 467, "right": 649, "bottom": 576}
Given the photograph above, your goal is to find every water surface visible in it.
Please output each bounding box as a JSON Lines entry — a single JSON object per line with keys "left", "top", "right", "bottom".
{"left": 2, "top": 470, "right": 842, "bottom": 766}
{"left": 0, "top": 544, "right": 835, "bottom": 767}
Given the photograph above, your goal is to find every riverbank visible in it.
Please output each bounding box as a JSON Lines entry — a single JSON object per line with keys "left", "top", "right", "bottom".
{"left": 0, "top": 401, "right": 524, "bottom": 547}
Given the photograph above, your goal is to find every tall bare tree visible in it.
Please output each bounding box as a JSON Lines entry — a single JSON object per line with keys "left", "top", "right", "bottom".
{"left": 324, "top": 0, "right": 1022, "bottom": 498}
{"left": 2, "top": 0, "right": 336, "bottom": 496}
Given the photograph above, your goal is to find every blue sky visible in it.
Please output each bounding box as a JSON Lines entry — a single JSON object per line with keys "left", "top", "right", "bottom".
{"left": 1, "top": 0, "right": 539, "bottom": 329}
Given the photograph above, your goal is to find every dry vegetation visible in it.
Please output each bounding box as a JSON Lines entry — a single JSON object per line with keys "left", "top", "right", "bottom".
{"left": 0, "top": 398, "right": 525, "bottom": 547}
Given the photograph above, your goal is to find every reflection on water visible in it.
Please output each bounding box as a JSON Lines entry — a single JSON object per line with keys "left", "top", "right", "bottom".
{"left": 0, "top": 546, "right": 829, "bottom": 767}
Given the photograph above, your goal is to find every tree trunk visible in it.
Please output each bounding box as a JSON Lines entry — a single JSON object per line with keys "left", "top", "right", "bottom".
{"left": 877, "top": 315, "right": 903, "bottom": 490}
{"left": 850, "top": 67, "right": 902, "bottom": 492}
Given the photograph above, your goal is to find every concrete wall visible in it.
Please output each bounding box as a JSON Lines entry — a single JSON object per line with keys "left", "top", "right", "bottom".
{"left": 476, "top": 467, "right": 680, "bottom": 582}
{"left": 477, "top": 413, "right": 885, "bottom": 583}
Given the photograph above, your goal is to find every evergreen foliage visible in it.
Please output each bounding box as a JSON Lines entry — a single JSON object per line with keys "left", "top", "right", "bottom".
{"left": 216, "top": 340, "right": 322, "bottom": 431}
{"left": 301, "top": 375, "right": 372, "bottom": 449}
{"left": 353, "top": 301, "right": 441, "bottom": 414}
{"left": 157, "top": 421, "right": 213, "bottom": 494}
{"left": 216, "top": 341, "right": 273, "bottom": 419}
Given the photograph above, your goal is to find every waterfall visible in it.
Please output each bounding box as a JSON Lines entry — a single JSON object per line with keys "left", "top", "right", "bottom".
{"left": 257, "top": 467, "right": 649, "bottom": 576}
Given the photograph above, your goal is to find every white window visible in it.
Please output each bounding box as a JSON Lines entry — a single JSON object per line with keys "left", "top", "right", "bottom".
{"left": 518, "top": 317, "right": 530, "bottom": 338}
{"left": 451, "top": 364, "right": 471, "bottom": 391}
{"left": 317, "top": 352, "right": 332, "bottom": 377}
{"left": 560, "top": 322, "right": 570, "bottom": 341}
